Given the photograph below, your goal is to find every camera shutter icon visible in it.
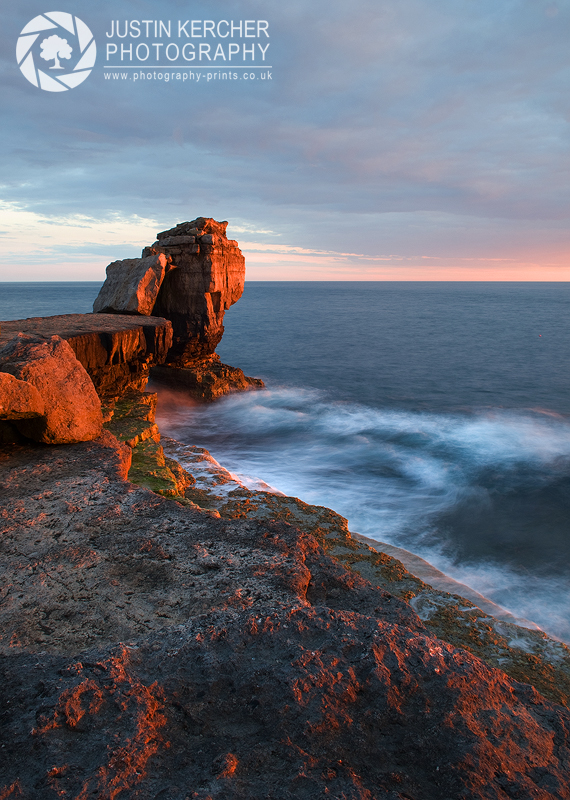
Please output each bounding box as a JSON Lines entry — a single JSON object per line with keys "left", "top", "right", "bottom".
{"left": 17, "top": 12, "right": 96, "bottom": 92}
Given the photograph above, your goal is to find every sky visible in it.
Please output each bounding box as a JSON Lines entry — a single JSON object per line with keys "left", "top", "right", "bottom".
{"left": 2, "top": 0, "right": 570, "bottom": 280}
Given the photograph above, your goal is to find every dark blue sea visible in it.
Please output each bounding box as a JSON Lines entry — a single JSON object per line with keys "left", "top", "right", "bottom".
{"left": 2, "top": 281, "right": 570, "bottom": 642}
{"left": 0, "top": 282, "right": 101, "bottom": 320}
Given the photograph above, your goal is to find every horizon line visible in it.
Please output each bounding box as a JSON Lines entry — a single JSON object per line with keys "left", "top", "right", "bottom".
{"left": 1, "top": 278, "right": 569, "bottom": 284}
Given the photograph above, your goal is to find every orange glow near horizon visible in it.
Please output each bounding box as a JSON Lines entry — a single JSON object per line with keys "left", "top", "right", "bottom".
{"left": 6, "top": 254, "right": 568, "bottom": 282}
{"left": 241, "top": 248, "right": 570, "bottom": 281}
{"left": 0, "top": 204, "right": 568, "bottom": 282}
{"left": 1, "top": 222, "right": 568, "bottom": 281}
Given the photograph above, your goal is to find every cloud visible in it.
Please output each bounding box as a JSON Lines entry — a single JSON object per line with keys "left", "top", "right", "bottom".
{"left": 1, "top": 0, "right": 570, "bottom": 278}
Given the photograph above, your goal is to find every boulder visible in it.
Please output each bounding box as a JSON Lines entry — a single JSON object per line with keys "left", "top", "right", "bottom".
{"left": 0, "top": 371, "right": 45, "bottom": 420}
{"left": 93, "top": 253, "right": 171, "bottom": 316}
{"left": 0, "top": 333, "right": 103, "bottom": 444}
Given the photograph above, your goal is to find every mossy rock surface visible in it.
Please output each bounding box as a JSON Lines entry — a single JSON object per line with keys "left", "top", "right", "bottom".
{"left": 104, "top": 392, "right": 160, "bottom": 447}
{"left": 129, "top": 439, "right": 195, "bottom": 497}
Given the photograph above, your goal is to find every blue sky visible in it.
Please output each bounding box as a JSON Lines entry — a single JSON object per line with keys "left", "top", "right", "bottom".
{"left": 2, "top": 0, "right": 570, "bottom": 279}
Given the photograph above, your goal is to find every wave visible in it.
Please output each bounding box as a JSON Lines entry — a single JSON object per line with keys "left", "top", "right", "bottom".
{"left": 155, "top": 386, "right": 570, "bottom": 642}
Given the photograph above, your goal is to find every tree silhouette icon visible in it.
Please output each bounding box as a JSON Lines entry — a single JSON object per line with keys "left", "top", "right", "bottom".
{"left": 40, "top": 35, "right": 72, "bottom": 70}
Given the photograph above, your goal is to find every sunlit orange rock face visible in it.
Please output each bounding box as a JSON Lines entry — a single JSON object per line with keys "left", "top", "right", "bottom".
{"left": 144, "top": 217, "right": 246, "bottom": 366}
{"left": 1, "top": 435, "right": 570, "bottom": 798}
{"left": 0, "top": 333, "right": 102, "bottom": 443}
{"left": 0, "top": 371, "right": 45, "bottom": 421}
{"left": 0, "top": 315, "right": 173, "bottom": 400}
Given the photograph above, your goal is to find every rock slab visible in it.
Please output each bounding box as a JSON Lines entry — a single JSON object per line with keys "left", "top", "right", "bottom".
{"left": 0, "top": 333, "right": 102, "bottom": 444}
{"left": 93, "top": 253, "right": 171, "bottom": 316}
{"left": 0, "top": 314, "right": 173, "bottom": 400}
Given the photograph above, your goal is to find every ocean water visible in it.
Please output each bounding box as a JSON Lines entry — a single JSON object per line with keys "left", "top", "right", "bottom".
{"left": 2, "top": 281, "right": 570, "bottom": 642}
{"left": 0, "top": 282, "right": 101, "bottom": 320}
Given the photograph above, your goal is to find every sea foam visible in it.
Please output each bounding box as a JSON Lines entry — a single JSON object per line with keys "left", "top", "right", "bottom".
{"left": 155, "top": 386, "right": 570, "bottom": 642}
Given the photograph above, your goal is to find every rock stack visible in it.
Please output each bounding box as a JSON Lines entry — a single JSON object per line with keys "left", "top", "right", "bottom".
{"left": 93, "top": 217, "right": 264, "bottom": 400}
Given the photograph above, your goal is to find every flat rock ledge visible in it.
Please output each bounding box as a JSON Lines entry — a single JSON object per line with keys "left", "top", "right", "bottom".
{"left": 2, "top": 398, "right": 570, "bottom": 798}
{"left": 151, "top": 354, "right": 264, "bottom": 401}
{"left": 0, "top": 314, "right": 173, "bottom": 400}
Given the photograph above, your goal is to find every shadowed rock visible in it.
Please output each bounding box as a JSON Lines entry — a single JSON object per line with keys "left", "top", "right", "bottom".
{"left": 0, "top": 371, "right": 45, "bottom": 420}
{"left": 0, "top": 333, "right": 102, "bottom": 444}
{"left": 152, "top": 354, "right": 264, "bottom": 401}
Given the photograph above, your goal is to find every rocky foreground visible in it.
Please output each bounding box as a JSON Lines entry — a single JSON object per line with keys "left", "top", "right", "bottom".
{"left": 1, "top": 395, "right": 570, "bottom": 799}
{"left": 2, "top": 219, "right": 570, "bottom": 798}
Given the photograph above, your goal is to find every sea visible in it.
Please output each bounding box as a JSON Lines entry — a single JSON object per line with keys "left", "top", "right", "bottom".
{"left": 2, "top": 280, "right": 570, "bottom": 643}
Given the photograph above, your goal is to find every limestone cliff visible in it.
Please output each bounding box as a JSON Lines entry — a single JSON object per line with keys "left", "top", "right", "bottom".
{"left": 0, "top": 314, "right": 173, "bottom": 400}
{"left": 92, "top": 217, "right": 264, "bottom": 400}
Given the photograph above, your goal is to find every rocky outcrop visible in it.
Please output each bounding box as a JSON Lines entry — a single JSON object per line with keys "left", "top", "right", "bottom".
{"left": 144, "top": 217, "right": 245, "bottom": 364}
{"left": 2, "top": 429, "right": 570, "bottom": 798}
{"left": 0, "top": 333, "right": 102, "bottom": 444}
{"left": 152, "top": 353, "right": 264, "bottom": 401}
{"left": 0, "top": 314, "right": 173, "bottom": 400}
{"left": 92, "top": 217, "right": 264, "bottom": 400}
{"left": 93, "top": 253, "right": 172, "bottom": 316}
{"left": 145, "top": 218, "right": 264, "bottom": 399}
